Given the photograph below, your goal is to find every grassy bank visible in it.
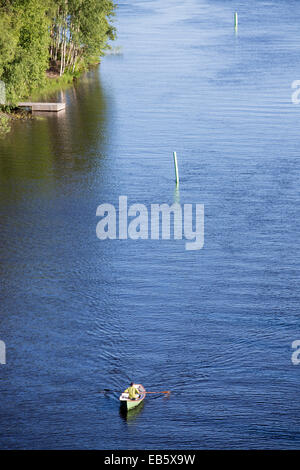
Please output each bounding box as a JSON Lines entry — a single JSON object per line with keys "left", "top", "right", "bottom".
{"left": 30, "top": 72, "right": 76, "bottom": 101}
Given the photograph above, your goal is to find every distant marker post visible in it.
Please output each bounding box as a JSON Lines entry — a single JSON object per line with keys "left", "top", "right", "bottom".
{"left": 173, "top": 151, "right": 179, "bottom": 185}
{"left": 234, "top": 12, "right": 238, "bottom": 30}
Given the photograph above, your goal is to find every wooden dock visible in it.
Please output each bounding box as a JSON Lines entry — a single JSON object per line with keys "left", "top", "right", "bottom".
{"left": 18, "top": 102, "right": 66, "bottom": 112}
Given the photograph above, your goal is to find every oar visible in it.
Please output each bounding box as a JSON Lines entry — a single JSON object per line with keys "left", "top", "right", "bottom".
{"left": 145, "top": 391, "right": 170, "bottom": 395}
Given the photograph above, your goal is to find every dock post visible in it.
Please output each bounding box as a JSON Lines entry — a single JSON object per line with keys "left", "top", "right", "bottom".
{"left": 173, "top": 151, "right": 179, "bottom": 185}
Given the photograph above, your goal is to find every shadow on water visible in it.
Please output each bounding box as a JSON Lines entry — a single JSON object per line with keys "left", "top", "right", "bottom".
{"left": 119, "top": 402, "right": 145, "bottom": 423}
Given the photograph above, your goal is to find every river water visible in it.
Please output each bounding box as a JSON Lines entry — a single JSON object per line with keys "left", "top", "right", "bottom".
{"left": 0, "top": 0, "right": 300, "bottom": 449}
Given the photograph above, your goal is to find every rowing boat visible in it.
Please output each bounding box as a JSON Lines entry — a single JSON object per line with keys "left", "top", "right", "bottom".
{"left": 119, "top": 384, "right": 146, "bottom": 411}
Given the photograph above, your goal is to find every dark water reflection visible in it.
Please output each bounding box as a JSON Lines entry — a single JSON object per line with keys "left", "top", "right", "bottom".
{"left": 0, "top": 70, "right": 107, "bottom": 196}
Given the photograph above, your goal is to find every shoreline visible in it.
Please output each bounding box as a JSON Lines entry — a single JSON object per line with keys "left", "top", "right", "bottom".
{"left": 0, "top": 57, "right": 101, "bottom": 138}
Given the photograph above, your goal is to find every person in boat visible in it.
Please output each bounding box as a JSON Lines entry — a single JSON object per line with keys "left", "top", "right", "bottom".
{"left": 124, "top": 382, "right": 140, "bottom": 400}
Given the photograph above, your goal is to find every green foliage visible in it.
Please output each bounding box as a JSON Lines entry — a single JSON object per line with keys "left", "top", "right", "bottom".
{"left": 77, "top": 0, "right": 116, "bottom": 56}
{"left": 0, "top": 112, "right": 10, "bottom": 138}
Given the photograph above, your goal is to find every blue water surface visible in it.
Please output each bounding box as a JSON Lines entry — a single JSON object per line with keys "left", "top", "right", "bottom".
{"left": 0, "top": 0, "right": 300, "bottom": 449}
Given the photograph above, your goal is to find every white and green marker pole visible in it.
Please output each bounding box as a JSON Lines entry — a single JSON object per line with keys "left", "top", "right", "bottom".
{"left": 173, "top": 151, "right": 179, "bottom": 185}
{"left": 234, "top": 12, "right": 238, "bottom": 30}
